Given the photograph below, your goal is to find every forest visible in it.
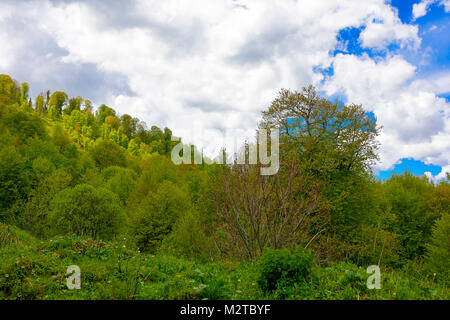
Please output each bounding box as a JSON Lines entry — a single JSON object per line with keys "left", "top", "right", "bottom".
{"left": 0, "top": 73, "right": 448, "bottom": 300}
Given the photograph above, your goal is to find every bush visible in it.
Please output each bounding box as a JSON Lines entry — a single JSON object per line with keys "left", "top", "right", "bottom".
{"left": 89, "top": 140, "right": 126, "bottom": 169}
{"left": 159, "top": 210, "right": 216, "bottom": 262}
{"left": 130, "top": 180, "right": 190, "bottom": 253}
{"left": 49, "top": 184, "right": 126, "bottom": 240}
{"left": 0, "top": 146, "right": 31, "bottom": 213}
{"left": 384, "top": 172, "right": 435, "bottom": 261}
{"left": 257, "top": 247, "right": 315, "bottom": 294}
{"left": 425, "top": 213, "right": 450, "bottom": 282}
{"left": 348, "top": 225, "right": 400, "bottom": 267}
{"left": 102, "top": 166, "right": 137, "bottom": 206}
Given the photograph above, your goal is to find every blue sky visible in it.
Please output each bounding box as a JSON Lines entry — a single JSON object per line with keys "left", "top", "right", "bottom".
{"left": 393, "top": 0, "right": 450, "bottom": 99}
{"left": 0, "top": 0, "right": 448, "bottom": 180}
{"left": 377, "top": 158, "right": 442, "bottom": 179}
{"left": 322, "top": 0, "right": 449, "bottom": 180}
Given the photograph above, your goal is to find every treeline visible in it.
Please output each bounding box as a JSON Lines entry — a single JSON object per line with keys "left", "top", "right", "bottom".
{"left": 0, "top": 74, "right": 448, "bottom": 285}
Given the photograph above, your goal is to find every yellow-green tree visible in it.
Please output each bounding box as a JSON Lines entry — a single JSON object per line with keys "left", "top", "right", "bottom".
{"left": 48, "top": 91, "right": 68, "bottom": 117}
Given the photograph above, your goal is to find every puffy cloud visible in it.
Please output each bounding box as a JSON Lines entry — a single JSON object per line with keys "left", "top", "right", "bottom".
{"left": 324, "top": 53, "right": 450, "bottom": 176}
{"left": 410, "top": 72, "right": 450, "bottom": 95}
{"left": 412, "top": 0, "right": 450, "bottom": 20}
{"left": 440, "top": 0, "right": 450, "bottom": 12}
{"left": 359, "top": 5, "right": 420, "bottom": 49}
{"left": 413, "top": 0, "right": 435, "bottom": 20}
{"left": 0, "top": 4, "right": 19, "bottom": 69}
{"left": 0, "top": 0, "right": 446, "bottom": 175}
{"left": 435, "top": 164, "right": 450, "bottom": 180}
{"left": 28, "top": 0, "right": 415, "bottom": 154}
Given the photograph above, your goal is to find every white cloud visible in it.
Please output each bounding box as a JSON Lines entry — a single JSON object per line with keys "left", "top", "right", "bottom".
{"left": 30, "top": 0, "right": 419, "bottom": 155}
{"left": 412, "top": 0, "right": 450, "bottom": 19}
{"left": 440, "top": 0, "right": 450, "bottom": 12}
{"left": 359, "top": 4, "right": 420, "bottom": 49}
{"left": 324, "top": 54, "right": 450, "bottom": 174}
{"left": 411, "top": 72, "right": 450, "bottom": 95}
{"left": 0, "top": 4, "right": 19, "bottom": 69}
{"left": 435, "top": 164, "right": 450, "bottom": 181}
{"left": 0, "top": 0, "right": 447, "bottom": 176}
{"left": 0, "top": 31, "right": 17, "bottom": 69}
{"left": 413, "top": 0, "right": 435, "bottom": 20}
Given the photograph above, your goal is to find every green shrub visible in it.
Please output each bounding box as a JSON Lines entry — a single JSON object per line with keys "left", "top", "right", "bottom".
{"left": 257, "top": 247, "right": 315, "bottom": 294}
{"left": 0, "top": 146, "right": 31, "bottom": 213}
{"left": 49, "top": 184, "right": 126, "bottom": 240}
{"left": 130, "top": 180, "right": 190, "bottom": 253}
{"left": 102, "top": 166, "right": 137, "bottom": 206}
{"left": 384, "top": 172, "right": 436, "bottom": 261}
{"left": 0, "top": 223, "right": 37, "bottom": 247}
{"left": 89, "top": 140, "right": 126, "bottom": 169}
{"left": 159, "top": 210, "right": 216, "bottom": 262}
{"left": 425, "top": 213, "right": 450, "bottom": 282}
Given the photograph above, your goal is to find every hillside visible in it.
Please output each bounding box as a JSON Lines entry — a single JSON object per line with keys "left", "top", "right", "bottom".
{"left": 0, "top": 74, "right": 448, "bottom": 300}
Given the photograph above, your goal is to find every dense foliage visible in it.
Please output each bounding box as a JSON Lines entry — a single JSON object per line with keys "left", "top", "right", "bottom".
{"left": 0, "top": 74, "right": 448, "bottom": 300}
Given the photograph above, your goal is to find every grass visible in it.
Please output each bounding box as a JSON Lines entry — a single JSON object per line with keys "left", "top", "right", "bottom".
{"left": 0, "top": 223, "right": 447, "bottom": 300}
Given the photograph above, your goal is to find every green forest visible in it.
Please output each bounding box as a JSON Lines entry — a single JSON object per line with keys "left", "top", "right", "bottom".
{"left": 0, "top": 74, "right": 448, "bottom": 300}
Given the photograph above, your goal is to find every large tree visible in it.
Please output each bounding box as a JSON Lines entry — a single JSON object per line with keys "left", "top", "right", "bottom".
{"left": 48, "top": 91, "right": 68, "bottom": 117}
{"left": 261, "top": 86, "right": 379, "bottom": 177}
{"left": 49, "top": 184, "right": 126, "bottom": 239}
{"left": 215, "top": 160, "right": 326, "bottom": 260}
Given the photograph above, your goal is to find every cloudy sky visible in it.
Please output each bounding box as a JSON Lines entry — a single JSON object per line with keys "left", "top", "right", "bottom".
{"left": 0, "top": 0, "right": 449, "bottom": 179}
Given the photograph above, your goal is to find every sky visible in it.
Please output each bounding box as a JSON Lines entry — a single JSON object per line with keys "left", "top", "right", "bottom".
{"left": 0, "top": 0, "right": 448, "bottom": 180}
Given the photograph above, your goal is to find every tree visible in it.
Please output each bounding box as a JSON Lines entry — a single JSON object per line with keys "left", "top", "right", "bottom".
{"left": 51, "top": 124, "right": 72, "bottom": 152}
{"left": 104, "top": 115, "right": 120, "bottom": 130}
{"left": 102, "top": 166, "right": 137, "bottom": 206}
{"left": 64, "top": 96, "right": 83, "bottom": 115}
{"left": 215, "top": 159, "right": 326, "bottom": 260}
{"left": 424, "top": 180, "right": 450, "bottom": 220}
{"left": 45, "top": 90, "right": 51, "bottom": 108}
{"left": 35, "top": 94, "right": 46, "bottom": 114}
{"left": 163, "top": 127, "right": 173, "bottom": 155}
{"left": 120, "top": 114, "right": 138, "bottom": 138}
{"left": 3, "top": 109, "right": 47, "bottom": 141}
{"left": 130, "top": 180, "right": 190, "bottom": 252}
{"left": 425, "top": 213, "right": 450, "bottom": 281}
{"left": 20, "top": 82, "right": 29, "bottom": 103}
{"left": 261, "top": 86, "right": 379, "bottom": 177}
{"left": 48, "top": 91, "right": 68, "bottom": 117}
{"left": 49, "top": 184, "right": 126, "bottom": 239}
{"left": 0, "top": 74, "right": 19, "bottom": 106}
{"left": 95, "top": 104, "right": 116, "bottom": 124}
{"left": 0, "top": 146, "right": 31, "bottom": 214}
{"left": 260, "top": 86, "right": 381, "bottom": 261}
{"left": 19, "top": 168, "right": 71, "bottom": 237}
{"left": 89, "top": 139, "right": 126, "bottom": 169}
{"left": 83, "top": 99, "right": 93, "bottom": 111}
{"left": 384, "top": 172, "right": 435, "bottom": 261}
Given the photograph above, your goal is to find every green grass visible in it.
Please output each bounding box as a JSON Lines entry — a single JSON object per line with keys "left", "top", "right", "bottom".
{"left": 0, "top": 224, "right": 447, "bottom": 300}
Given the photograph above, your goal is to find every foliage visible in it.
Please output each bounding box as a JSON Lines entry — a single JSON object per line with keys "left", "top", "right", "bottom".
{"left": 425, "top": 213, "right": 450, "bottom": 282}
{"left": 0, "top": 146, "right": 31, "bottom": 214}
{"left": 261, "top": 86, "right": 379, "bottom": 176}
{"left": 0, "top": 74, "right": 448, "bottom": 300}
{"left": 130, "top": 180, "right": 190, "bottom": 253}
{"left": 257, "top": 247, "right": 315, "bottom": 295}
{"left": 48, "top": 184, "right": 126, "bottom": 240}
{"left": 102, "top": 166, "right": 137, "bottom": 205}
{"left": 384, "top": 172, "right": 436, "bottom": 261}
{"left": 89, "top": 139, "right": 127, "bottom": 169}
{"left": 48, "top": 91, "right": 68, "bottom": 117}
